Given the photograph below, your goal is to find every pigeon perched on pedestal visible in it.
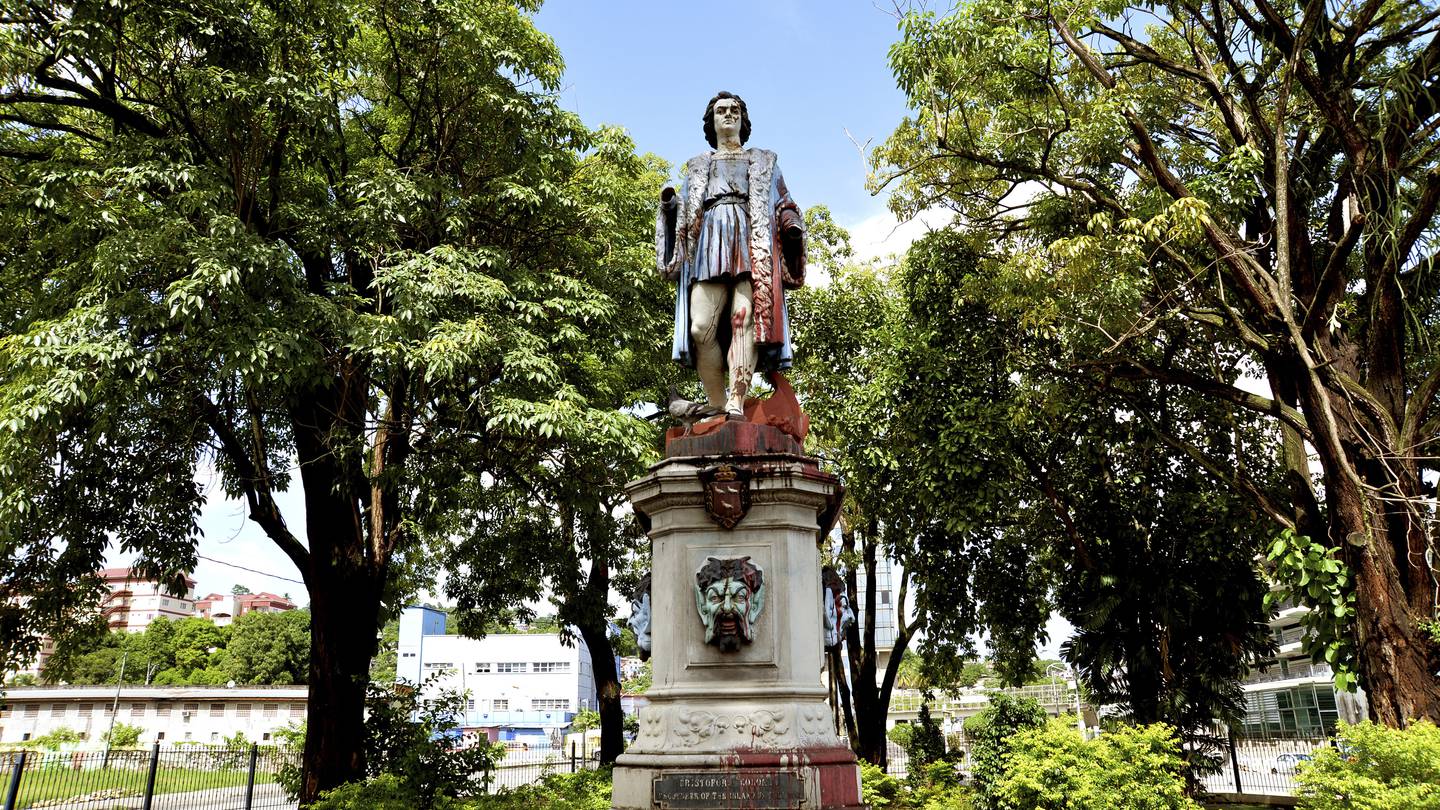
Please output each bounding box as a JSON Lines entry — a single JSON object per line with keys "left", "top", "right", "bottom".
{"left": 667, "top": 385, "right": 720, "bottom": 436}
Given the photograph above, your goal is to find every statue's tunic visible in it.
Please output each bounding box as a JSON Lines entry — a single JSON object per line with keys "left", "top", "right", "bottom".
{"left": 658, "top": 148, "right": 805, "bottom": 373}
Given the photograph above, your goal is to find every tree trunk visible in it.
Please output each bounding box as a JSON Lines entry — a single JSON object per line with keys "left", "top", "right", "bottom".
{"left": 301, "top": 554, "right": 383, "bottom": 804}
{"left": 575, "top": 612, "right": 624, "bottom": 764}
{"left": 1294, "top": 360, "right": 1440, "bottom": 726}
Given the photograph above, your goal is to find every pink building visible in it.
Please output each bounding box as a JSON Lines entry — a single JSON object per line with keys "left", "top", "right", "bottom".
{"left": 194, "top": 592, "right": 297, "bottom": 627}
{"left": 98, "top": 568, "right": 197, "bottom": 633}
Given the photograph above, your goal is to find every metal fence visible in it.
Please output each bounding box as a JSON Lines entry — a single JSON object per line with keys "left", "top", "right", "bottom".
{"left": 481, "top": 743, "right": 603, "bottom": 793}
{"left": 0, "top": 745, "right": 299, "bottom": 810}
{"left": 1200, "top": 735, "right": 1327, "bottom": 798}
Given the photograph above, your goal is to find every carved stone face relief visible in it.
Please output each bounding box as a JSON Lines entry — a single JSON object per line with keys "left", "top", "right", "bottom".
{"left": 694, "top": 556, "right": 765, "bottom": 652}
{"left": 627, "top": 573, "right": 652, "bottom": 661}
{"left": 821, "top": 565, "right": 855, "bottom": 649}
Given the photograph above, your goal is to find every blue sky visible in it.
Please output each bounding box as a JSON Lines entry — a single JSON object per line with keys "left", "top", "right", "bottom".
{"left": 533, "top": 0, "right": 914, "bottom": 229}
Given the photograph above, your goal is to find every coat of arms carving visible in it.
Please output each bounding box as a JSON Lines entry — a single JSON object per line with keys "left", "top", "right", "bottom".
{"left": 699, "top": 464, "right": 752, "bottom": 529}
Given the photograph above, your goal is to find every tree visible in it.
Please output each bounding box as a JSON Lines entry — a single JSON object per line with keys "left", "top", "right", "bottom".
{"left": 892, "top": 232, "right": 1278, "bottom": 754}
{"left": 227, "top": 608, "right": 310, "bottom": 685}
{"left": 790, "top": 259, "right": 927, "bottom": 769}
{"left": 876, "top": 0, "right": 1440, "bottom": 724}
{"left": 0, "top": 1, "right": 665, "bottom": 800}
{"left": 908, "top": 703, "right": 948, "bottom": 768}
{"left": 232, "top": 585, "right": 251, "bottom": 596}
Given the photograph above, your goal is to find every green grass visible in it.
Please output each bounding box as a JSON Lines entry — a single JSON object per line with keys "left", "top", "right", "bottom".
{"left": 16, "top": 764, "right": 276, "bottom": 808}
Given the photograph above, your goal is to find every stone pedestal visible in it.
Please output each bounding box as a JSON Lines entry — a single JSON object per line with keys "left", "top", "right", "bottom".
{"left": 611, "top": 425, "right": 864, "bottom": 810}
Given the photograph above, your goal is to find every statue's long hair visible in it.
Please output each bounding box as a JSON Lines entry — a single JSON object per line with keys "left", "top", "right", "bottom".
{"left": 703, "top": 91, "right": 751, "bottom": 148}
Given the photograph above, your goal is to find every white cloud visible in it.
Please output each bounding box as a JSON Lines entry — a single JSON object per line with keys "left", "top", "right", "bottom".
{"left": 847, "top": 206, "right": 955, "bottom": 265}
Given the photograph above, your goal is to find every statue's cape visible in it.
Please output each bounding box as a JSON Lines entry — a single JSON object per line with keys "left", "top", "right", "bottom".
{"left": 656, "top": 148, "right": 803, "bottom": 370}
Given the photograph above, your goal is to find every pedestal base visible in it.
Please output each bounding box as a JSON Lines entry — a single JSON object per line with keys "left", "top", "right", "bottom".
{"left": 612, "top": 746, "right": 865, "bottom": 810}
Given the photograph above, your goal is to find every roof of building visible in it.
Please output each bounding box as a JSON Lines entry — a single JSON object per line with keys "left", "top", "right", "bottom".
{"left": 1, "top": 685, "right": 309, "bottom": 701}
{"left": 97, "top": 567, "right": 197, "bottom": 587}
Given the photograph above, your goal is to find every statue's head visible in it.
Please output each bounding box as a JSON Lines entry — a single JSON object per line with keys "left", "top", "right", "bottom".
{"left": 626, "top": 573, "right": 652, "bottom": 661}
{"left": 703, "top": 91, "right": 751, "bottom": 148}
{"left": 694, "top": 556, "right": 765, "bottom": 651}
{"left": 821, "top": 565, "right": 854, "bottom": 648}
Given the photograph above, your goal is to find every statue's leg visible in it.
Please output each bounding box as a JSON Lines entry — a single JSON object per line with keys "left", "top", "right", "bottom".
{"left": 726, "top": 279, "right": 756, "bottom": 417}
{"left": 689, "top": 280, "right": 730, "bottom": 411}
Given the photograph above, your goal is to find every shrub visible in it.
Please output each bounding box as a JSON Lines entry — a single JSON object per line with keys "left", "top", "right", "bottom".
{"left": 102, "top": 722, "right": 143, "bottom": 748}
{"left": 311, "top": 774, "right": 466, "bottom": 810}
{"left": 860, "top": 761, "right": 908, "bottom": 808}
{"left": 888, "top": 722, "right": 915, "bottom": 750}
{"left": 1296, "top": 721, "right": 1440, "bottom": 810}
{"left": 468, "top": 768, "right": 613, "bottom": 810}
{"left": 963, "top": 692, "right": 1046, "bottom": 810}
{"left": 31, "top": 727, "right": 83, "bottom": 751}
{"left": 363, "top": 678, "right": 505, "bottom": 807}
{"left": 993, "top": 718, "right": 1200, "bottom": 810}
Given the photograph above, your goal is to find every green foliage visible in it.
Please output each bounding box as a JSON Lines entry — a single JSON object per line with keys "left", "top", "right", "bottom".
{"left": 621, "top": 661, "right": 651, "bottom": 694}
{"left": 1267, "top": 530, "right": 1359, "bottom": 691}
{"left": 964, "top": 693, "right": 1046, "bottom": 810}
{"left": 371, "top": 618, "right": 400, "bottom": 684}
{"left": 887, "top": 723, "right": 914, "bottom": 750}
{"left": 875, "top": 0, "right": 1440, "bottom": 723}
{"left": 0, "top": 0, "right": 675, "bottom": 793}
{"left": 361, "top": 678, "right": 504, "bottom": 808}
{"left": 30, "top": 727, "right": 83, "bottom": 751}
{"left": 956, "top": 662, "right": 990, "bottom": 689}
{"left": 908, "top": 703, "right": 948, "bottom": 768}
{"left": 860, "top": 761, "right": 907, "bottom": 808}
{"left": 860, "top": 761, "right": 969, "bottom": 810}
{"left": 993, "top": 719, "right": 1201, "bottom": 810}
{"left": 274, "top": 721, "right": 307, "bottom": 800}
{"left": 570, "top": 709, "right": 601, "bottom": 734}
{"left": 310, "top": 774, "right": 466, "bottom": 810}
{"left": 1296, "top": 721, "right": 1440, "bottom": 810}
{"left": 468, "top": 769, "right": 613, "bottom": 810}
{"left": 102, "top": 722, "right": 144, "bottom": 749}
{"left": 225, "top": 609, "right": 310, "bottom": 685}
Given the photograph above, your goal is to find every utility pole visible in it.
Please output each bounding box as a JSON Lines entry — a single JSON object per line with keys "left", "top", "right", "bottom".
{"left": 102, "top": 650, "right": 128, "bottom": 768}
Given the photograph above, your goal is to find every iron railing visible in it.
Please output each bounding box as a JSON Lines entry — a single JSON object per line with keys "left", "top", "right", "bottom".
{"left": 0, "top": 744, "right": 300, "bottom": 810}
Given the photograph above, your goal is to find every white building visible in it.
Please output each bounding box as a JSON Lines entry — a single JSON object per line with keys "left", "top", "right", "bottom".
{"left": 396, "top": 606, "right": 595, "bottom": 748}
{"left": 0, "top": 685, "right": 308, "bottom": 746}
{"left": 1237, "top": 591, "right": 1368, "bottom": 738}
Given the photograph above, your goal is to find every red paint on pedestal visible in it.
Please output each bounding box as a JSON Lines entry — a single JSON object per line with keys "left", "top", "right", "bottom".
{"left": 718, "top": 746, "right": 867, "bottom": 810}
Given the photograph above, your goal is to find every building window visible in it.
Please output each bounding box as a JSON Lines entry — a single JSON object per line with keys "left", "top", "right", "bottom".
{"left": 473, "top": 663, "right": 491, "bottom": 673}
{"left": 157, "top": 732, "right": 165, "bottom": 741}
{"left": 210, "top": 703, "right": 225, "bottom": 717}
{"left": 532, "top": 662, "right": 570, "bottom": 674}
{"left": 466, "top": 699, "right": 476, "bottom": 711}
{"left": 422, "top": 662, "right": 454, "bottom": 671}
{"left": 210, "top": 732, "right": 220, "bottom": 742}
{"left": 184, "top": 732, "right": 193, "bottom": 741}
{"left": 532, "top": 699, "right": 569, "bottom": 711}
{"left": 77, "top": 703, "right": 93, "bottom": 715}
{"left": 402, "top": 652, "right": 416, "bottom": 658}
{"left": 23, "top": 705, "right": 38, "bottom": 718}
{"left": 262, "top": 733, "right": 271, "bottom": 741}
{"left": 130, "top": 703, "right": 144, "bottom": 717}
{"left": 492, "top": 700, "right": 508, "bottom": 711}
{"left": 50, "top": 703, "right": 66, "bottom": 716}
{"left": 263, "top": 704, "right": 277, "bottom": 719}
{"left": 155, "top": 704, "right": 170, "bottom": 717}
{"left": 236, "top": 703, "right": 251, "bottom": 718}
{"left": 496, "top": 662, "right": 526, "bottom": 674}
{"left": 290, "top": 703, "right": 305, "bottom": 717}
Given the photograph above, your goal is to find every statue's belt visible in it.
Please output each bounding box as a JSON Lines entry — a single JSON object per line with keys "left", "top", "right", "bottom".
{"left": 702, "top": 192, "right": 746, "bottom": 211}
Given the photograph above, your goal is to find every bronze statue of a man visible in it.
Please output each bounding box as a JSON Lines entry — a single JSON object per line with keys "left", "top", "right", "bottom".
{"left": 658, "top": 92, "right": 806, "bottom": 420}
